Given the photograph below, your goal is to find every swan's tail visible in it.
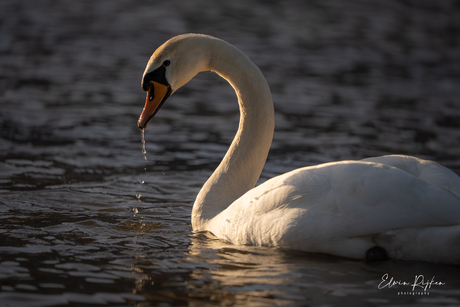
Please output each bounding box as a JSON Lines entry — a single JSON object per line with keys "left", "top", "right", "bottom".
{"left": 377, "top": 225, "right": 460, "bottom": 265}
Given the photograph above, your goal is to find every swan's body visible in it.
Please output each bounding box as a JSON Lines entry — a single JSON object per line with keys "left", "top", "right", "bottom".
{"left": 138, "top": 34, "right": 460, "bottom": 264}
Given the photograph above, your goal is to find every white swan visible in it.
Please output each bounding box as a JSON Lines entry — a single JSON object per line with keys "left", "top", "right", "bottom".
{"left": 138, "top": 34, "right": 460, "bottom": 264}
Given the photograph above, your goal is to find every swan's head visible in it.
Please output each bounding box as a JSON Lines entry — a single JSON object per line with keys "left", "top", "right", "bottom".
{"left": 138, "top": 34, "right": 212, "bottom": 130}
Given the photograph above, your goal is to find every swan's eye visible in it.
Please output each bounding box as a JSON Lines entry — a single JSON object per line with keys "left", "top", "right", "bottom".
{"left": 163, "top": 60, "right": 170, "bottom": 67}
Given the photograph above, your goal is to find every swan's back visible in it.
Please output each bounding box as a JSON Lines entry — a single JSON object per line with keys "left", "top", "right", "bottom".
{"left": 363, "top": 155, "right": 460, "bottom": 198}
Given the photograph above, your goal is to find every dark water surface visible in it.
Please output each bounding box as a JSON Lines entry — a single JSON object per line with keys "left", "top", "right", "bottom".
{"left": 1, "top": 0, "right": 460, "bottom": 306}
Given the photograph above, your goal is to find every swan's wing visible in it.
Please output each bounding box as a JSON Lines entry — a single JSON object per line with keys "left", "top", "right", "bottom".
{"left": 322, "top": 161, "right": 460, "bottom": 236}
{"left": 362, "top": 155, "right": 460, "bottom": 198}
{"left": 211, "top": 160, "right": 460, "bottom": 246}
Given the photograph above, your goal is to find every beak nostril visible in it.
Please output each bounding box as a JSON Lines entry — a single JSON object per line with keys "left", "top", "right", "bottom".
{"left": 149, "top": 81, "right": 155, "bottom": 101}
{"left": 138, "top": 81, "right": 172, "bottom": 130}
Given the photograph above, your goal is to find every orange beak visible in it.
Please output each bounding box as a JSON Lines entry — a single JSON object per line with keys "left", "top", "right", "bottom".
{"left": 138, "top": 81, "right": 171, "bottom": 130}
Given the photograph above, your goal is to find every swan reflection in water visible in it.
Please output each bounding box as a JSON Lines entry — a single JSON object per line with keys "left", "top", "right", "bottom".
{"left": 126, "top": 232, "right": 460, "bottom": 305}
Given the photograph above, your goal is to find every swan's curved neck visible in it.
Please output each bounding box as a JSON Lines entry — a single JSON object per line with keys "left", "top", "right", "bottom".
{"left": 192, "top": 39, "right": 275, "bottom": 230}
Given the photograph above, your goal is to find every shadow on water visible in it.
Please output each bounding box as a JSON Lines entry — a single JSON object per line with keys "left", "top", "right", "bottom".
{"left": 1, "top": 0, "right": 460, "bottom": 306}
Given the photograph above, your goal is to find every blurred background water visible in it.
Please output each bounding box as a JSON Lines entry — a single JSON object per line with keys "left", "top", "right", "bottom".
{"left": 1, "top": 0, "right": 460, "bottom": 306}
